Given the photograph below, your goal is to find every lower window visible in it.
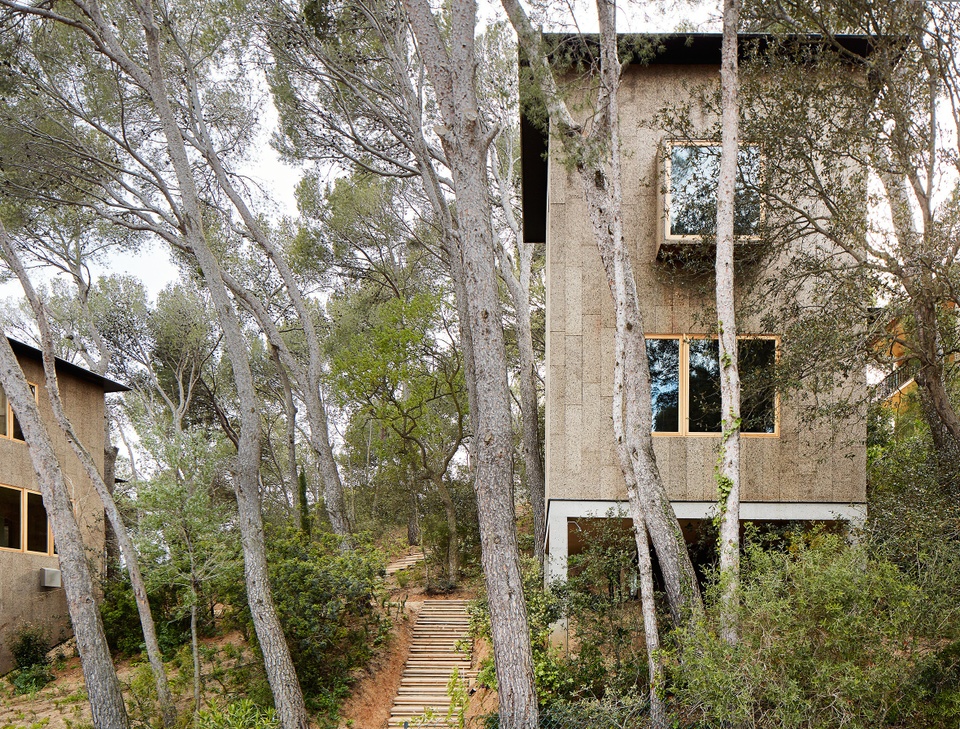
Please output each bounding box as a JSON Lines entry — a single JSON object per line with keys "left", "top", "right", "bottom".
{"left": 648, "top": 335, "right": 777, "bottom": 435}
{"left": 0, "top": 483, "right": 54, "bottom": 554}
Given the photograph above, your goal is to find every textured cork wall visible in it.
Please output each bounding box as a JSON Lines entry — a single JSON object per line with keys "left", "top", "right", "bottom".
{"left": 545, "top": 63, "right": 867, "bottom": 507}
{"left": 0, "top": 354, "right": 106, "bottom": 674}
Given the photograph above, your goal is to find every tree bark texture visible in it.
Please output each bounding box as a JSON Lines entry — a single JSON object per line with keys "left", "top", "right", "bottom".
{"left": 500, "top": 0, "right": 703, "bottom": 627}
{"left": 592, "top": 4, "right": 666, "bottom": 723}
{"left": 491, "top": 151, "right": 546, "bottom": 564}
{"left": 130, "top": 9, "right": 311, "bottom": 728}
{"left": 715, "top": 0, "right": 743, "bottom": 646}
{"left": 0, "top": 335, "right": 129, "bottom": 729}
{"left": 1, "top": 232, "right": 178, "bottom": 728}
{"left": 434, "top": 474, "right": 460, "bottom": 584}
{"left": 399, "top": 0, "right": 539, "bottom": 724}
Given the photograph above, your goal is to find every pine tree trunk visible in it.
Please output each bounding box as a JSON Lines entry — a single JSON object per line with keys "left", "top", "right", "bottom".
{"left": 408, "top": 490, "right": 421, "bottom": 546}
{"left": 400, "top": 0, "right": 539, "bottom": 723}
{"left": 501, "top": 0, "right": 703, "bottom": 628}
{"left": 133, "top": 12, "right": 311, "bottom": 727}
{"left": 0, "top": 337, "right": 129, "bottom": 729}
{"left": 716, "top": 0, "right": 743, "bottom": 645}
{"left": 434, "top": 474, "right": 460, "bottom": 586}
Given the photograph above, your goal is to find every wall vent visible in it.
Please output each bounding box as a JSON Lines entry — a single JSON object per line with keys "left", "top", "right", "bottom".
{"left": 40, "top": 567, "right": 62, "bottom": 588}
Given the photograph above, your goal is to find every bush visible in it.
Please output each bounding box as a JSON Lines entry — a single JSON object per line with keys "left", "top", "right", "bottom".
{"left": 10, "top": 663, "right": 54, "bottom": 695}
{"left": 195, "top": 700, "right": 279, "bottom": 729}
{"left": 468, "top": 558, "right": 566, "bottom": 703}
{"left": 10, "top": 624, "right": 49, "bottom": 669}
{"left": 99, "top": 574, "right": 190, "bottom": 657}
{"left": 671, "top": 531, "right": 927, "bottom": 728}
{"left": 232, "top": 529, "right": 390, "bottom": 724}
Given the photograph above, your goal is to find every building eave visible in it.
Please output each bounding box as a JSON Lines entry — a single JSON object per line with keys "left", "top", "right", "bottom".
{"left": 7, "top": 337, "right": 130, "bottom": 393}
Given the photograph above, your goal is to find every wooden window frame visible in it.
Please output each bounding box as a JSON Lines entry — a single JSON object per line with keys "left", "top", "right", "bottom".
{"left": 0, "top": 381, "right": 39, "bottom": 442}
{"left": 649, "top": 334, "right": 780, "bottom": 438}
{"left": 661, "top": 140, "right": 765, "bottom": 244}
{"left": 0, "top": 482, "right": 55, "bottom": 556}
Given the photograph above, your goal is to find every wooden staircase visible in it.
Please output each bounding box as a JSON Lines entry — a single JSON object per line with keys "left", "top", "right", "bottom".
{"left": 388, "top": 599, "right": 474, "bottom": 728}
{"left": 385, "top": 549, "right": 425, "bottom": 576}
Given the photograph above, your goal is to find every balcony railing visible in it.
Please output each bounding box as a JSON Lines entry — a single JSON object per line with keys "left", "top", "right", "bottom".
{"left": 874, "top": 363, "right": 916, "bottom": 402}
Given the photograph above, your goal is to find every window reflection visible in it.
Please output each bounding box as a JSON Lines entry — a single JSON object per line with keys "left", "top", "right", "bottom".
{"left": 647, "top": 336, "right": 777, "bottom": 435}
{"left": 0, "top": 485, "right": 21, "bottom": 549}
{"left": 688, "top": 339, "right": 722, "bottom": 432}
{"left": 740, "top": 339, "right": 777, "bottom": 433}
{"left": 647, "top": 338, "right": 680, "bottom": 432}
{"left": 26, "top": 492, "right": 48, "bottom": 554}
{"left": 669, "top": 145, "right": 761, "bottom": 238}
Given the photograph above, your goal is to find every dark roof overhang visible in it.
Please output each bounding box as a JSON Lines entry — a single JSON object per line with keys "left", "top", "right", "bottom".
{"left": 7, "top": 337, "right": 130, "bottom": 393}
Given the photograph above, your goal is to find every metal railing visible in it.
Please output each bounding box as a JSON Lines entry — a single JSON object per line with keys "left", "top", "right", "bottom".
{"left": 874, "top": 363, "right": 916, "bottom": 402}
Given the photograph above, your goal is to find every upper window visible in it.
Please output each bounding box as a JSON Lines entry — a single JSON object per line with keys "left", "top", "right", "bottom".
{"left": 648, "top": 335, "right": 777, "bottom": 436}
{"left": 0, "top": 483, "right": 54, "bottom": 555}
{"left": 664, "top": 142, "right": 762, "bottom": 241}
{"left": 0, "top": 383, "right": 38, "bottom": 441}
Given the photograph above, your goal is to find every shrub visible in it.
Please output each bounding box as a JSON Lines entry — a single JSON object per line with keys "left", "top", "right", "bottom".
{"left": 10, "top": 664, "right": 54, "bottom": 695}
{"left": 232, "top": 529, "right": 390, "bottom": 724}
{"left": 671, "top": 531, "right": 927, "bottom": 728}
{"left": 10, "top": 624, "right": 49, "bottom": 669}
{"left": 195, "top": 700, "right": 279, "bottom": 729}
{"left": 99, "top": 574, "right": 190, "bottom": 657}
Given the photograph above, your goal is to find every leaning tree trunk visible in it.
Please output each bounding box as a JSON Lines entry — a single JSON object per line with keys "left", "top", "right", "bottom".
{"left": 715, "top": 0, "right": 743, "bottom": 645}
{"left": 400, "top": 0, "right": 539, "bottom": 724}
{"left": 1, "top": 233, "right": 178, "bottom": 728}
{"left": 592, "top": 5, "right": 666, "bottom": 723}
{"left": 133, "top": 11, "right": 310, "bottom": 728}
{"left": 0, "top": 335, "right": 129, "bottom": 729}
{"left": 501, "top": 0, "right": 703, "bottom": 627}
{"left": 492, "top": 154, "right": 546, "bottom": 565}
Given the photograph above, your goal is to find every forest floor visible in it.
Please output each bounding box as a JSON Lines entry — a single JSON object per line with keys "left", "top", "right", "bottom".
{"left": 0, "top": 555, "right": 496, "bottom": 729}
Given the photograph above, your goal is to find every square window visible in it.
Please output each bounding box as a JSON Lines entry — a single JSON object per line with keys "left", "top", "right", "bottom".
{"left": 665, "top": 143, "right": 762, "bottom": 240}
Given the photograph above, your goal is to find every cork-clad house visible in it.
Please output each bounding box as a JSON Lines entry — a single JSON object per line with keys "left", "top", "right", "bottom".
{"left": 521, "top": 34, "right": 871, "bottom": 583}
{"left": 0, "top": 337, "right": 127, "bottom": 673}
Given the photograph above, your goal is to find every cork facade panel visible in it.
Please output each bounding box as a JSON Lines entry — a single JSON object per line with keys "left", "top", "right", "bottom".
{"left": 544, "top": 62, "right": 867, "bottom": 509}
{"left": 0, "top": 353, "right": 108, "bottom": 673}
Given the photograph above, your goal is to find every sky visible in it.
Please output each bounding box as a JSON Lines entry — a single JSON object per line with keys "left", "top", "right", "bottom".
{"left": 0, "top": 0, "right": 722, "bottom": 308}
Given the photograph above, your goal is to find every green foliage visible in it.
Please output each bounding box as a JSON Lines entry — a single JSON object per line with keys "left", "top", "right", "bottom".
{"left": 866, "top": 423, "right": 960, "bottom": 638}
{"left": 232, "top": 529, "right": 389, "bottom": 723}
{"left": 195, "top": 700, "right": 279, "bottom": 729}
{"left": 671, "top": 531, "right": 935, "bottom": 728}
{"left": 9, "top": 665, "right": 53, "bottom": 696}
{"left": 98, "top": 575, "right": 190, "bottom": 657}
{"left": 9, "top": 625, "right": 49, "bottom": 669}
{"left": 469, "top": 558, "right": 565, "bottom": 702}
{"left": 124, "top": 662, "right": 163, "bottom": 728}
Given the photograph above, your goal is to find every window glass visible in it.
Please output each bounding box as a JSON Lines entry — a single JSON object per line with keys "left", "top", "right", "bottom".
{"left": 26, "top": 491, "right": 49, "bottom": 553}
{"left": 647, "top": 338, "right": 680, "bottom": 432}
{"left": 669, "top": 145, "right": 761, "bottom": 238}
{"left": 0, "top": 387, "right": 7, "bottom": 437}
{"left": 11, "top": 384, "right": 37, "bottom": 442}
{"left": 688, "top": 339, "right": 722, "bottom": 432}
{"left": 740, "top": 339, "right": 777, "bottom": 434}
{"left": 0, "top": 485, "right": 22, "bottom": 549}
